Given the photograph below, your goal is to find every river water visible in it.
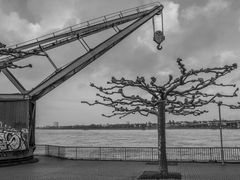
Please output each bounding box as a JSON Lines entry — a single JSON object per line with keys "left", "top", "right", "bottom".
{"left": 35, "top": 129, "right": 240, "bottom": 147}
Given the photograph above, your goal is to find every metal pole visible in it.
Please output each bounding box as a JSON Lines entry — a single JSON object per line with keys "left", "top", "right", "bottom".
{"left": 218, "top": 102, "right": 224, "bottom": 165}
{"left": 125, "top": 147, "right": 127, "bottom": 160}
{"left": 76, "top": 147, "right": 78, "bottom": 159}
{"left": 152, "top": 147, "right": 154, "bottom": 162}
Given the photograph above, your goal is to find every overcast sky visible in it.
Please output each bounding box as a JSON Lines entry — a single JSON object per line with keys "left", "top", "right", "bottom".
{"left": 1, "top": 0, "right": 240, "bottom": 126}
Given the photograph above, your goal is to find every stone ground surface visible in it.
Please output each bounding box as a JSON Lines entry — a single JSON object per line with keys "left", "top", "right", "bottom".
{"left": 1, "top": 156, "right": 240, "bottom": 180}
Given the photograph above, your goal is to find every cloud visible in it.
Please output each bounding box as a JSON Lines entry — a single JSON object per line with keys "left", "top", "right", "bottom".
{"left": 0, "top": 10, "right": 40, "bottom": 44}
{"left": 238, "top": 18, "right": 240, "bottom": 32}
{"left": 0, "top": 0, "right": 80, "bottom": 44}
{"left": 162, "top": 1, "right": 181, "bottom": 33}
{"left": 218, "top": 50, "right": 239, "bottom": 65}
{"left": 182, "top": 0, "right": 230, "bottom": 20}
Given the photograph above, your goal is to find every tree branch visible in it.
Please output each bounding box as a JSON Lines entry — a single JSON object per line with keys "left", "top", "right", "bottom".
{"left": 82, "top": 58, "right": 239, "bottom": 119}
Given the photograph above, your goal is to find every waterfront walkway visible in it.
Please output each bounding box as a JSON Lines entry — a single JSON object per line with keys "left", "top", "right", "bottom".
{"left": 1, "top": 156, "right": 240, "bottom": 180}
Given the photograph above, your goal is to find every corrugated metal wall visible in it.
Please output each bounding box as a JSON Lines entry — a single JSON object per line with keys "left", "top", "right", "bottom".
{"left": 0, "top": 100, "right": 29, "bottom": 130}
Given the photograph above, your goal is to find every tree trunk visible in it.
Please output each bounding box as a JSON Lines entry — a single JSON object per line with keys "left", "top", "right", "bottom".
{"left": 157, "top": 101, "right": 168, "bottom": 175}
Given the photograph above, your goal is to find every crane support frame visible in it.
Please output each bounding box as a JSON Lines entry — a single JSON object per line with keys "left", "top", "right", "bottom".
{"left": 1, "top": 69, "right": 27, "bottom": 94}
{"left": 0, "top": 2, "right": 164, "bottom": 165}
{"left": 29, "top": 5, "right": 163, "bottom": 100}
{"left": 0, "top": 2, "right": 161, "bottom": 66}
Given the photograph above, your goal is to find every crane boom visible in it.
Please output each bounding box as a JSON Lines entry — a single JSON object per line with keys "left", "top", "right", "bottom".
{"left": 0, "top": 2, "right": 160, "bottom": 66}
{"left": 0, "top": 2, "right": 164, "bottom": 100}
{"left": 29, "top": 5, "right": 163, "bottom": 100}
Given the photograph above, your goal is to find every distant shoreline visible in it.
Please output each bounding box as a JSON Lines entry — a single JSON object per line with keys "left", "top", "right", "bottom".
{"left": 36, "top": 127, "right": 239, "bottom": 130}
{"left": 38, "top": 120, "right": 240, "bottom": 130}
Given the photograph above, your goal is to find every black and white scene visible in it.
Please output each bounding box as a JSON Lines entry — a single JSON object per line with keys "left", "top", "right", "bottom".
{"left": 1, "top": 0, "right": 240, "bottom": 179}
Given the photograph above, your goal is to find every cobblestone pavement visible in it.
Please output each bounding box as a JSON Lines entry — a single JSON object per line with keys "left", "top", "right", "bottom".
{"left": 176, "top": 163, "right": 240, "bottom": 180}
{"left": 1, "top": 156, "right": 240, "bottom": 180}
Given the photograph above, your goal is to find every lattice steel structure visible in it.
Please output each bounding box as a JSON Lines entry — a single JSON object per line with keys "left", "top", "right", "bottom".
{"left": 0, "top": 2, "right": 164, "bottom": 163}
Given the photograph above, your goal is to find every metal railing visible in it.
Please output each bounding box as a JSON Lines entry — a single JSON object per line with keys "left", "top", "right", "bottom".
{"left": 35, "top": 145, "right": 240, "bottom": 162}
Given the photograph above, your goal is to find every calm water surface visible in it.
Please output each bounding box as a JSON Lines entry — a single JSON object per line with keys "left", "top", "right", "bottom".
{"left": 36, "top": 129, "right": 240, "bottom": 147}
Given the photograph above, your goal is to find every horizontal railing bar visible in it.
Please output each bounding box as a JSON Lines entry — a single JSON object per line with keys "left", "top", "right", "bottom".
{"left": 36, "top": 144, "right": 240, "bottom": 149}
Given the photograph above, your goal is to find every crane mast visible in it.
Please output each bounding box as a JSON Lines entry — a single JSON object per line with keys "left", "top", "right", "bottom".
{"left": 0, "top": 2, "right": 164, "bottom": 163}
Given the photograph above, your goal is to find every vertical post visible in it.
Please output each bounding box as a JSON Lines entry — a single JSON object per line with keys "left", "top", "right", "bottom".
{"left": 46, "top": 145, "right": 50, "bottom": 156}
{"left": 29, "top": 101, "right": 36, "bottom": 153}
{"left": 218, "top": 102, "right": 225, "bottom": 165}
{"left": 210, "top": 147, "right": 212, "bottom": 161}
{"left": 47, "top": 145, "right": 50, "bottom": 156}
{"left": 179, "top": 147, "right": 182, "bottom": 162}
{"left": 152, "top": 147, "right": 154, "bottom": 162}
{"left": 157, "top": 100, "right": 168, "bottom": 175}
{"left": 124, "top": 147, "right": 127, "bottom": 161}
{"left": 99, "top": 147, "right": 101, "bottom": 160}
{"left": 76, "top": 147, "right": 78, "bottom": 159}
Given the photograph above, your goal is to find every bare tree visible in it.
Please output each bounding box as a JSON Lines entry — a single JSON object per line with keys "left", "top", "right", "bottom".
{"left": 82, "top": 58, "right": 239, "bottom": 177}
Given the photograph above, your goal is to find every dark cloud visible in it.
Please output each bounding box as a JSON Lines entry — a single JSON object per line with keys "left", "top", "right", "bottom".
{"left": 0, "top": 0, "right": 37, "bottom": 23}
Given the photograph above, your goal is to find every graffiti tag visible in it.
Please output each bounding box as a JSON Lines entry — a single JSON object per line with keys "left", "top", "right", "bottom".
{"left": 0, "top": 127, "right": 28, "bottom": 152}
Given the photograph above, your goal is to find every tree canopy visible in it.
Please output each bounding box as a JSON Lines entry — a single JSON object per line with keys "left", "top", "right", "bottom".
{"left": 82, "top": 58, "right": 239, "bottom": 118}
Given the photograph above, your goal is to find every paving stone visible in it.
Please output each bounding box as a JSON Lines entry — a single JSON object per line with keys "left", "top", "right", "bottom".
{"left": 1, "top": 156, "right": 240, "bottom": 180}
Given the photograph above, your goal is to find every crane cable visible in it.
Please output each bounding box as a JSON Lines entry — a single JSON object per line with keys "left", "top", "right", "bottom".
{"left": 152, "top": 16, "right": 156, "bottom": 36}
{"left": 152, "top": 12, "right": 164, "bottom": 34}
{"left": 152, "top": 11, "right": 165, "bottom": 50}
{"left": 161, "top": 10, "right": 164, "bottom": 35}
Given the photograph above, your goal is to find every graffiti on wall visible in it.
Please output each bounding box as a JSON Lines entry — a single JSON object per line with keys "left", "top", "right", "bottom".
{"left": 0, "top": 121, "right": 28, "bottom": 151}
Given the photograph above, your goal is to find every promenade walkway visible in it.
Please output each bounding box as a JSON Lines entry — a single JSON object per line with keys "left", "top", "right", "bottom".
{"left": 1, "top": 156, "right": 240, "bottom": 180}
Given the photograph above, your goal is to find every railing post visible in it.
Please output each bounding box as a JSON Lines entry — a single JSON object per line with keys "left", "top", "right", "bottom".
{"left": 58, "top": 146, "right": 60, "bottom": 157}
{"left": 99, "top": 147, "right": 101, "bottom": 160}
{"left": 151, "top": 147, "right": 154, "bottom": 162}
{"left": 237, "top": 147, "right": 240, "bottom": 161}
{"left": 46, "top": 145, "right": 49, "bottom": 156}
{"left": 210, "top": 147, "right": 212, "bottom": 161}
{"left": 180, "top": 147, "right": 182, "bottom": 162}
{"left": 76, "top": 147, "right": 78, "bottom": 159}
{"left": 125, "top": 147, "right": 127, "bottom": 160}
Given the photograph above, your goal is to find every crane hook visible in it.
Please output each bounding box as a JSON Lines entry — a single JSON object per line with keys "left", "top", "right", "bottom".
{"left": 153, "top": 30, "right": 165, "bottom": 51}
{"left": 157, "top": 44, "right": 163, "bottom": 50}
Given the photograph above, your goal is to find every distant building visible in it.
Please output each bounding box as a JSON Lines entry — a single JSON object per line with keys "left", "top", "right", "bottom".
{"left": 53, "top": 122, "right": 59, "bottom": 128}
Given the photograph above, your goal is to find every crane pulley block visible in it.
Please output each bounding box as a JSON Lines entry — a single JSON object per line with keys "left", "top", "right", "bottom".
{"left": 153, "top": 30, "right": 165, "bottom": 50}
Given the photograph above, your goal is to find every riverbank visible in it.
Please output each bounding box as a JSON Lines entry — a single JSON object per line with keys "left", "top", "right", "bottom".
{"left": 36, "top": 127, "right": 240, "bottom": 130}
{"left": 37, "top": 120, "right": 240, "bottom": 130}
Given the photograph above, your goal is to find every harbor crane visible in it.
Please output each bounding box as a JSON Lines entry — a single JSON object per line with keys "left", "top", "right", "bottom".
{"left": 0, "top": 2, "right": 164, "bottom": 163}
